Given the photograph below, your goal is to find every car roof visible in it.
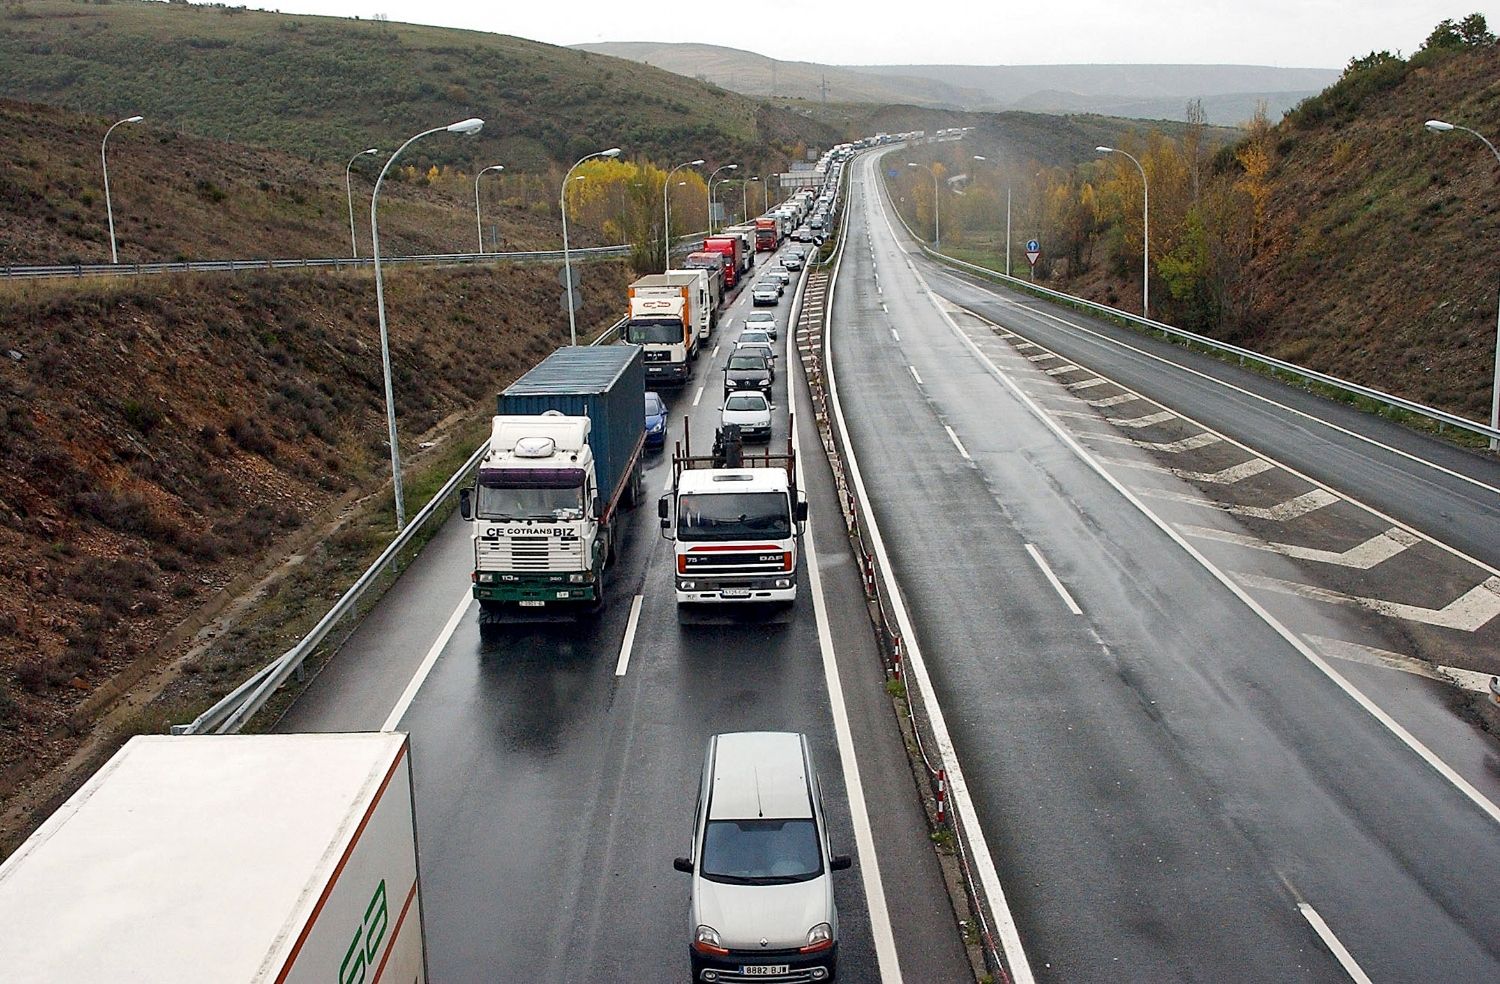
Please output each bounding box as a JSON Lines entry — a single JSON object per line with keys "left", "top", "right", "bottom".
{"left": 708, "top": 732, "right": 812, "bottom": 820}
{"left": 745, "top": 311, "right": 774, "bottom": 320}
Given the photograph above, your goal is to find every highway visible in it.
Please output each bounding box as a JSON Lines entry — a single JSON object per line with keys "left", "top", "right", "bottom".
{"left": 828, "top": 149, "right": 1500, "bottom": 981}
{"left": 278, "top": 229, "right": 972, "bottom": 982}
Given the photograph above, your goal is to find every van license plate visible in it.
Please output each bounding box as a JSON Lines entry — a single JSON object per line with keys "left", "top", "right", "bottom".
{"left": 721, "top": 589, "right": 750, "bottom": 598}
{"left": 742, "top": 967, "right": 789, "bottom": 977}
{"left": 519, "top": 601, "right": 544, "bottom": 607}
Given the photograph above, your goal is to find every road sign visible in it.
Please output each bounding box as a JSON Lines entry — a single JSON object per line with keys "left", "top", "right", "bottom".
{"left": 558, "top": 266, "right": 581, "bottom": 288}
{"left": 1025, "top": 239, "right": 1041, "bottom": 267}
{"left": 559, "top": 287, "right": 584, "bottom": 312}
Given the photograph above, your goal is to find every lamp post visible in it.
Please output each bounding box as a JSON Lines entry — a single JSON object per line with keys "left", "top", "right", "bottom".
{"left": 973, "top": 154, "right": 1011, "bottom": 277}
{"left": 707, "top": 163, "right": 737, "bottom": 235}
{"left": 345, "top": 147, "right": 379, "bottom": 259}
{"left": 749, "top": 175, "right": 763, "bottom": 217}
{"left": 907, "top": 161, "right": 940, "bottom": 248}
{"left": 371, "top": 117, "right": 484, "bottom": 530}
{"left": 1426, "top": 118, "right": 1500, "bottom": 448}
{"left": 474, "top": 164, "right": 505, "bottom": 254}
{"left": 1097, "top": 146, "right": 1149, "bottom": 320}
{"left": 102, "top": 114, "right": 143, "bottom": 264}
{"left": 662, "top": 158, "right": 704, "bottom": 272}
{"left": 561, "top": 147, "right": 622, "bottom": 347}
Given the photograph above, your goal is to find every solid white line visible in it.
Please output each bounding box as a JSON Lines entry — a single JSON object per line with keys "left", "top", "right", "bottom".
{"left": 944, "top": 424, "right": 971, "bottom": 461}
{"left": 883, "top": 196, "right": 1500, "bottom": 827}
{"left": 614, "top": 594, "right": 644, "bottom": 676}
{"left": 835, "top": 155, "right": 1037, "bottom": 984}
{"left": 908, "top": 365, "right": 923, "bottom": 385}
{"left": 382, "top": 592, "right": 473, "bottom": 730}
{"left": 792, "top": 376, "right": 903, "bottom": 982}
{"left": 692, "top": 384, "right": 704, "bottom": 407}
{"left": 890, "top": 328, "right": 900, "bottom": 342}
{"left": 1024, "top": 544, "right": 1082, "bottom": 615}
{"left": 1298, "top": 904, "right": 1374, "bottom": 984}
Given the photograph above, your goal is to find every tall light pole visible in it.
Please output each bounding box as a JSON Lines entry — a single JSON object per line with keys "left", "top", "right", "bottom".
{"left": 1426, "top": 118, "right": 1500, "bottom": 448}
{"left": 474, "top": 163, "right": 505, "bottom": 254}
{"left": 907, "top": 161, "right": 940, "bottom": 248}
{"left": 707, "top": 163, "right": 737, "bottom": 234}
{"left": 973, "top": 154, "right": 1011, "bottom": 277}
{"left": 1098, "top": 146, "right": 1149, "bottom": 320}
{"left": 371, "top": 117, "right": 484, "bottom": 531}
{"left": 101, "top": 114, "right": 143, "bottom": 264}
{"left": 562, "top": 147, "right": 622, "bottom": 347}
{"left": 345, "top": 147, "right": 379, "bottom": 259}
{"left": 663, "top": 158, "right": 704, "bottom": 271}
{"left": 749, "top": 175, "right": 763, "bottom": 216}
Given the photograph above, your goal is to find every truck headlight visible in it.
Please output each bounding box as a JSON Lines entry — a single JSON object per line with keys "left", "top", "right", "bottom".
{"left": 775, "top": 578, "right": 791, "bottom": 589}
{"left": 478, "top": 572, "right": 495, "bottom": 584}
{"left": 569, "top": 573, "right": 587, "bottom": 583}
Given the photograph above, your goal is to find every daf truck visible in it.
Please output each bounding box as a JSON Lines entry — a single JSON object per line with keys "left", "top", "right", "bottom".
{"left": 658, "top": 424, "right": 807, "bottom": 607}
{"left": 626, "top": 273, "right": 708, "bottom": 385}
{"left": 460, "top": 345, "right": 645, "bottom": 615}
{"left": 0, "top": 733, "right": 424, "bottom": 984}
{"left": 755, "top": 217, "right": 779, "bottom": 251}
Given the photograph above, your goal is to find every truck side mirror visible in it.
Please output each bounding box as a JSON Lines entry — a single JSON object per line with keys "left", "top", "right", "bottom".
{"left": 658, "top": 494, "right": 676, "bottom": 540}
{"left": 795, "top": 495, "right": 808, "bottom": 522}
{"left": 459, "top": 488, "right": 473, "bottom": 522}
{"left": 591, "top": 497, "right": 601, "bottom": 521}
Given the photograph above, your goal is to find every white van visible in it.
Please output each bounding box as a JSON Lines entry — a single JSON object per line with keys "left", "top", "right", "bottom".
{"left": 674, "top": 732, "right": 851, "bottom": 982}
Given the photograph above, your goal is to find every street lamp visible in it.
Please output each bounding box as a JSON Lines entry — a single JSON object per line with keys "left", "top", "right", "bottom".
{"left": 474, "top": 163, "right": 505, "bottom": 254}
{"left": 1097, "top": 146, "right": 1149, "bottom": 320}
{"left": 707, "top": 163, "right": 737, "bottom": 234}
{"left": 974, "top": 154, "right": 1011, "bottom": 277}
{"left": 663, "top": 158, "right": 704, "bottom": 272}
{"left": 1425, "top": 118, "right": 1500, "bottom": 448}
{"left": 561, "top": 147, "right": 622, "bottom": 347}
{"left": 749, "top": 175, "right": 763, "bottom": 216}
{"left": 101, "top": 115, "right": 143, "bottom": 264}
{"left": 345, "top": 147, "right": 379, "bottom": 259}
{"left": 371, "top": 117, "right": 484, "bottom": 530}
{"left": 907, "top": 161, "right": 940, "bottom": 248}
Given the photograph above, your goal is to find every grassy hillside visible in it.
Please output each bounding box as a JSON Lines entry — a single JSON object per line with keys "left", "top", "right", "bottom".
{"left": 0, "top": 0, "right": 837, "bottom": 174}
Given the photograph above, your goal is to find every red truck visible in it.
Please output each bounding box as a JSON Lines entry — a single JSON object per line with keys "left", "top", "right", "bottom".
{"left": 701, "top": 236, "right": 744, "bottom": 288}
{"left": 755, "top": 217, "right": 779, "bottom": 252}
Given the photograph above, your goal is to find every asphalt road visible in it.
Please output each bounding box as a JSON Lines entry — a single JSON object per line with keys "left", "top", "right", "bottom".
{"left": 280, "top": 232, "right": 972, "bottom": 982}
{"left": 829, "top": 150, "right": 1500, "bottom": 982}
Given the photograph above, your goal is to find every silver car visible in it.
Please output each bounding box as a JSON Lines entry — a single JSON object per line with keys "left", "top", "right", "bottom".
{"left": 720, "top": 390, "right": 773, "bottom": 441}
{"left": 675, "top": 733, "right": 850, "bottom": 982}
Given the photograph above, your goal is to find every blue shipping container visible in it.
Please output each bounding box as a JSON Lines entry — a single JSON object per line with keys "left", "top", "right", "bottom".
{"left": 497, "top": 345, "right": 645, "bottom": 516}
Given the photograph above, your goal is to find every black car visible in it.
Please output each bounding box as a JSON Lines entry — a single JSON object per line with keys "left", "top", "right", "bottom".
{"left": 723, "top": 352, "right": 773, "bottom": 398}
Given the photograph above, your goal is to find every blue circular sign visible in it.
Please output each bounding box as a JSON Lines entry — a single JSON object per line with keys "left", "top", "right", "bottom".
{"left": 1026, "top": 239, "right": 1040, "bottom": 253}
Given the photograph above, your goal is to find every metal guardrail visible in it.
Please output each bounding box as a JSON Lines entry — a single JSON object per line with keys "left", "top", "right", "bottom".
{"left": 171, "top": 314, "right": 629, "bottom": 735}
{"left": 878, "top": 167, "right": 1500, "bottom": 446}
{"left": 2, "top": 232, "right": 709, "bottom": 281}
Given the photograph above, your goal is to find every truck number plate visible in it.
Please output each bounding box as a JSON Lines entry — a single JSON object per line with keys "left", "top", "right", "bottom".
{"left": 519, "top": 601, "right": 545, "bottom": 607}
{"left": 721, "top": 589, "right": 751, "bottom": 599}
{"left": 742, "top": 966, "right": 789, "bottom": 976}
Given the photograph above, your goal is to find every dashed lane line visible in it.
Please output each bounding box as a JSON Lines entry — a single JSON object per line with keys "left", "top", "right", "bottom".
{"left": 1298, "top": 904, "right": 1375, "bottom": 984}
{"left": 382, "top": 592, "right": 473, "bottom": 731}
{"left": 944, "top": 424, "right": 971, "bottom": 461}
{"left": 1025, "top": 544, "right": 1082, "bottom": 615}
{"left": 613, "top": 594, "right": 644, "bottom": 676}
{"left": 909, "top": 366, "right": 924, "bottom": 385}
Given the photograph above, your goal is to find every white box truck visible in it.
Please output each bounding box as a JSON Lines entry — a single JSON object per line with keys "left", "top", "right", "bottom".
{"left": 0, "top": 733, "right": 425, "bottom": 984}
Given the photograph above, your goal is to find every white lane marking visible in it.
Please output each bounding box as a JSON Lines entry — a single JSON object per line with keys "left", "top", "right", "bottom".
{"left": 944, "top": 424, "right": 971, "bottom": 461}
{"left": 834, "top": 156, "right": 1037, "bottom": 983}
{"left": 1066, "top": 377, "right": 1110, "bottom": 390}
{"left": 1101, "top": 456, "right": 1275, "bottom": 485}
{"left": 868, "top": 173, "right": 1500, "bottom": 829}
{"left": 711, "top": 344, "right": 720, "bottom": 359}
{"left": 1024, "top": 544, "right": 1082, "bottom": 615}
{"left": 882, "top": 303, "right": 889, "bottom": 314}
{"left": 1043, "top": 363, "right": 1085, "bottom": 376}
{"left": 1298, "top": 904, "right": 1374, "bottom": 984}
{"left": 382, "top": 592, "right": 473, "bottom": 730}
{"left": 1139, "top": 487, "right": 1339, "bottom": 521}
{"left": 613, "top": 594, "right": 645, "bottom": 676}
{"left": 1052, "top": 408, "right": 1177, "bottom": 428}
{"left": 1310, "top": 634, "right": 1497, "bottom": 692}
{"left": 890, "top": 328, "right": 900, "bottom": 342}
{"left": 1238, "top": 571, "right": 1500, "bottom": 632}
{"left": 1086, "top": 431, "right": 1223, "bottom": 453}
{"left": 692, "top": 385, "right": 704, "bottom": 407}
{"left": 793, "top": 379, "right": 903, "bottom": 983}
{"left": 1183, "top": 525, "right": 1419, "bottom": 569}
{"left": 908, "top": 365, "right": 924, "bottom": 385}
{"left": 1085, "top": 393, "right": 1143, "bottom": 408}
{"left": 1026, "top": 352, "right": 1058, "bottom": 362}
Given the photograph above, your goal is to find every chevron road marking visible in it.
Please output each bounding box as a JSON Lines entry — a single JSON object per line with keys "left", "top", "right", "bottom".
{"left": 1100, "top": 456, "right": 1274, "bottom": 485}
{"left": 1044, "top": 363, "right": 1085, "bottom": 376}
{"left": 1013, "top": 340, "right": 1040, "bottom": 350}
{"left": 1139, "top": 487, "right": 1339, "bottom": 521}
{"left": 1309, "top": 635, "right": 1497, "bottom": 692}
{"left": 1065, "top": 377, "right": 1110, "bottom": 390}
{"left": 1237, "top": 572, "right": 1500, "bottom": 631}
{"left": 1181, "top": 524, "right": 1420, "bottom": 568}
{"left": 1084, "top": 393, "right": 1142, "bottom": 408}
{"left": 1086, "top": 431, "right": 1223, "bottom": 453}
{"left": 1026, "top": 352, "right": 1058, "bottom": 362}
{"left": 1053, "top": 409, "right": 1177, "bottom": 429}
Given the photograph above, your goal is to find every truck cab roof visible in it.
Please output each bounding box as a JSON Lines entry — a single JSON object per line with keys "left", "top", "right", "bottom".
{"left": 677, "top": 467, "right": 790, "bottom": 496}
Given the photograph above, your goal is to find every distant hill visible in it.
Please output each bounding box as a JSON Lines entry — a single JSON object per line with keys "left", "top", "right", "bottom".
{"left": 575, "top": 42, "right": 1339, "bottom": 124}
{"left": 0, "top": 1, "right": 838, "bottom": 174}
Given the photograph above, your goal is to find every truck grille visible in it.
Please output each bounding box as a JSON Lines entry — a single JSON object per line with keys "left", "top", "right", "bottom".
{"left": 681, "top": 549, "right": 789, "bottom": 575}
{"left": 478, "top": 535, "right": 585, "bottom": 572}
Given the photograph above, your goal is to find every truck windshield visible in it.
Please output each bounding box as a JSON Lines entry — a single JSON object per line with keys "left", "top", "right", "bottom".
{"left": 627, "top": 320, "right": 685, "bottom": 345}
{"left": 700, "top": 819, "right": 822, "bottom": 885}
{"left": 477, "top": 484, "right": 584, "bottom": 521}
{"left": 677, "top": 492, "right": 790, "bottom": 541}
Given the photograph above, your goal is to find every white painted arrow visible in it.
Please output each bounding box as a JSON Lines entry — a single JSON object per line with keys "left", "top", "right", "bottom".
{"left": 1180, "top": 525, "right": 1420, "bottom": 568}
{"left": 1140, "top": 487, "right": 1338, "bottom": 520}
{"left": 1237, "top": 572, "right": 1500, "bottom": 631}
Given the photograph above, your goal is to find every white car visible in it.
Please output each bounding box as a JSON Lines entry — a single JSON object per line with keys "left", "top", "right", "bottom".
{"left": 743, "top": 310, "right": 778, "bottom": 340}
{"left": 751, "top": 283, "right": 780, "bottom": 306}
{"left": 720, "top": 391, "right": 773, "bottom": 441}
{"left": 738, "top": 328, "right": 774, "bottom": 349}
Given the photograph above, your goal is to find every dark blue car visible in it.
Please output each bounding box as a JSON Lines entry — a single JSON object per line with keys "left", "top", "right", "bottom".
{"left": 644, "top": 391, "right": 667, "bottom": 449}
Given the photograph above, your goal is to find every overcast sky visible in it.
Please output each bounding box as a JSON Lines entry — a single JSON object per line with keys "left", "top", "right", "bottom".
{"left": 245, "top": 1, "right": 1497, "bottom": 67}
